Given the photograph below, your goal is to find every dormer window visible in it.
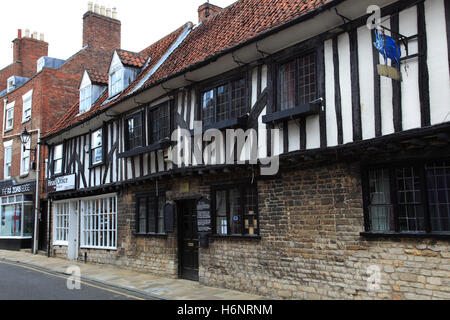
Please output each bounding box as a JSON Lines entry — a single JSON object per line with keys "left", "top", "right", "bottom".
{"left": 80, "top": 86, "right": 92, "bottom": 114}
{"left": 109, "top": 69, "right": 123, "bottom": 97}
{"left": 7, "top": 77, "right": 15, "bottom": 93}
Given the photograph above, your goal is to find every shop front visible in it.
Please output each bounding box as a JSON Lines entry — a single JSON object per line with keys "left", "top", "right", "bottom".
{"left": 0, "top": 181, "right": 36, "bottom": 250}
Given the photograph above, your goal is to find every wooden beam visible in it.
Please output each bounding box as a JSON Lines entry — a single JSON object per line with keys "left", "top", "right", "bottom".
{"left": 371, "top": 30, "right": 382, "bottom": 137}
{"left": 349, "top": 28, "right": 362, "bottom": 141}
{"left": 417, "top": 2, "right": 430, "bottom": 127}
{"left": 332, "top": 36, "right": 344, "bottom": 145}
{"left": 391, "top": 14, "right": 402, "bottom": 133}
{"left": 317, "top": 43, "right": 327, "bottom": 148}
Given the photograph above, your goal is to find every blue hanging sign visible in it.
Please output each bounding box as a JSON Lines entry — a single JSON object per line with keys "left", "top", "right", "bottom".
{"left": 373, "top": 30, "right": 402, "bottom": 81}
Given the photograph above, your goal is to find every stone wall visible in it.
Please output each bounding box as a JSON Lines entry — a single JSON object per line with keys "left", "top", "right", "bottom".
{"left": 50, "top": 162, "right": 450, "bottom": 300}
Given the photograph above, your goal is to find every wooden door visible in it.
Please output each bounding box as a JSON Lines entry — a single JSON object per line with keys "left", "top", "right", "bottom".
{"left": 178, "top": 201, "right": 199, "bottom": 281}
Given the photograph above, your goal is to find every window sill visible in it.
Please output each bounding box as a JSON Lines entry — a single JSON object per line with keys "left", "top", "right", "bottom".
{"left": 134, "top": 233, "right": 168, "bottom": 238}
{"left": 22, "top": 119, "right": 31, "bottom": 124}
{"left": 262, "top": 102, "right": 321, "bottom": 124}
{"left": 19, "top": 173, "right": 29, "bottom": 178}
{"left": 201, "top": 114, "right": 249, "bottom": 132}
{"left": 4, "top": 128, "right": 13, "bottom": 134}
{"left": 360, "top": 232, "right": 450, "bottom": 240}
{"left": 119, "top": 140, "right": 171, "bottom": 158}
{"left": 209, "top": 234, "right": 261, "bottom": 240}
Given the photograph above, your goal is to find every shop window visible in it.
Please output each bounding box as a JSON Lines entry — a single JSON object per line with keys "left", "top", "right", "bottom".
{"left": 212, "top": 183, "right": 259, "bottom": 236}
{"left": 136, "top": 193, "right": 166, "bottom": 235}
{"left": 80, "top": 195, "right": 117, "bottom": 249}
{"left": 201, "top": 77, "right": 248, "bottom": 126}
{"left": 0, "top": 195, "right": 33, "bottom": 238}
{"left": 364, "top": 160, "right": 450, "bottom": 234}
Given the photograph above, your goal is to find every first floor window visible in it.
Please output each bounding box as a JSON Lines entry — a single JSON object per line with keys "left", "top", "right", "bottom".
{"left": 91, "top": 129, "right": 103, "bottom": 165}
{"left": 1, "top": 195, "right": 33, "bottom": 238}
{"left": 148, "top": 101, "right": 170, "bottom": 145}
{"left": 4, "top": 145, "right": 12, "bottom": 179}
{"left": 364, "top": 160, "right": 450, "bottom": 233}
{"left": 80, "top": 195, "right": 117, "bottom": 249}
{"left": 201, "top": 77, "right": 248, "bottom": 126}
{"left": 278, "top": 52, "right": 316, "bottom": 111}
{"left": 109, "top": 69, "right": 123, "bottom": 97}
{"left": 53, "top": 144, "right": 63, "bottom": 175}
{"left": 212, "top": 183, "right": 259, "bottom": 236}
{"left": 53, "top": 202, "right": 69, "bottom": 244}
{"left": 125, "top": 112, "right": 144, "bottom": 151}
{"left": 21, "top": 140, "right": 31, "bottom": 175}
{"left": 136, "top": 193, "right": 166, "bottom": 234}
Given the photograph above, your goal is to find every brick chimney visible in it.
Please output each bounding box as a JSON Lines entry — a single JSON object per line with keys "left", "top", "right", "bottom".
{"left": 83, "top": 6, "right": 121, "bottom": 52}
{"left": 198, "top": 2, "right": 222, "bottom": 23}
{"left": 13, "top": 29, "right": 49, "bottom": 78}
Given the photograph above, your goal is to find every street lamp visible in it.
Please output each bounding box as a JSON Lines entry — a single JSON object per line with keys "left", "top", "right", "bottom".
{"left": 20, "top": 127, "right": 41, "bottom": 255}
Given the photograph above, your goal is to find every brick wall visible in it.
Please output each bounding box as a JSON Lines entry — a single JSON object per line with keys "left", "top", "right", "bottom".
{"left": 83, "top": 11, "right": 121, "bottom": 52}
{"left": 49, "top": 163, "right": 450, "bottom": 300}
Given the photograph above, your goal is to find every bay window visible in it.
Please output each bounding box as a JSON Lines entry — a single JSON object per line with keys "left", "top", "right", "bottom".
{"left": 212, "top": 183, "right": 259, "bottom": 236}
{"left": 136, "top": 192, "right": 166, "bottom": 234}
{"left": 363, "top": 159, "right": 450, "bottom": 234}
{"left": 201, "top": 77, "right": 248, "bottom": 126}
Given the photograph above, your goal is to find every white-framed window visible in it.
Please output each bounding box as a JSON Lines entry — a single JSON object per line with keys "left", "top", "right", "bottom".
{"left": 91, "top": 129, "right": 103, "bottom": 165}
{"left": 22, "top": 90, "right": 33, "bottom": 123}
{"left": 80, "top": 194, "right": 117, "bottom": 249}
{"left": 53, "top": 144, "right": 63, "bottom": 175}
{"left": 53, "top": 202, "right": 69, "bottom": 245}
{"left": 7, "top": 77, "right": 15, "bottom": 93}
{"left": 79, "top": 85, "right": 92, "bottom": 114}
{"left": 109, "top": 69, "right": 123, "bottom": 97}
{"left": 37, "top": 57, "right": 45, "bottom": 73}
{"left": 20, "top": 139, "right": 31, "bottom": 176}
{"left": 4, "top": 141, "right": 12, "bottom": 179}
{"left": 4, "top": 101, "right": 15, "bottom": 132}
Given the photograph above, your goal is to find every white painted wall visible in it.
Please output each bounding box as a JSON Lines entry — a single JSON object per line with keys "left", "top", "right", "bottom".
{"left": 338, "top": 32, "right": 353, "bottom": 144}
{"left": 426, "top": 0, "right": 450, "bottom": 125}
{"left": 325, "top": 39, "right": 338, "bottom": 147}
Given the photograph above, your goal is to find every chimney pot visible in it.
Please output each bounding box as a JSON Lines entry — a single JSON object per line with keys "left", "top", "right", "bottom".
{"left": 106, "top": 7, "right": 111, "bottom": 17}
{"left": 88, "top": 1, "right": 93, "bottom": 11}
{"left": 18, "top": 29, "right": 22, "bottom": 39}
{"left": 40, "top": 33, "right": 44, "bottom": 41}
{"left": 94, "top": 3, "right": 99, "bottom": 14}
{"left": 198, "top": 2, "right": 222, "bottom": 23}
{"left": 25, "top": 29, "right": 30, "bottom": 37}
{"left": 112, "top": 8, "right": 117, "bottom": 19}
{"left": 100, "top": 5, "right": 105, "bottom": 16}
{"left": 33, "top": 31, "right": 38, "bottom": 39}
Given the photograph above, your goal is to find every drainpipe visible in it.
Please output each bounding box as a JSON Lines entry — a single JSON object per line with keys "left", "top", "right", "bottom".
{"left": 47, "top": 198, "right": 51, "bottom": 257}
{"left": 32, "top": 129, "right": 41, "bottom": 254}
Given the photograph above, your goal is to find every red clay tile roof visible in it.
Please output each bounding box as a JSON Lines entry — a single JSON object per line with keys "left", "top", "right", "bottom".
{"left": 116, "top": 49, "right": 149, "bottom": 68}
{"left": 86, "top": 69, "right": 109, "bottom": 85}
{"left": 44, "top": 0, "right": 336, "bottom": 139}
{"left": 43, "top": 23, "right": 191, "bottom": 138}
{"left": 142, "top": 0, "right": 334, "bottom": 89}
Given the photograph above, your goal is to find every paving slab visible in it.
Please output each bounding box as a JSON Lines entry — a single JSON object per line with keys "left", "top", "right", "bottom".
{"left": 0, "top": 250, "right": 265, "bottom": 300}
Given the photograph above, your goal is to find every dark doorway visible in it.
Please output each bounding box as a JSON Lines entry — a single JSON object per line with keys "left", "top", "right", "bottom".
{"left": 38, "top": 200, "right": 47, "bottom": 251}
{"left": 177, "top": 200, "right": 199, "bottom": 281}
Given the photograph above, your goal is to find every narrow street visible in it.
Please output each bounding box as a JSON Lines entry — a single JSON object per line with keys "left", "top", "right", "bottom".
{"left": 0, "top": 260, "right": 155, "bottom": 300}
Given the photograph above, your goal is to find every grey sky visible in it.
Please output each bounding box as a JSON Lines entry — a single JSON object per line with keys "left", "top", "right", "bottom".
{"left": 0, "top": 0, "right": 236, "bottom": 70}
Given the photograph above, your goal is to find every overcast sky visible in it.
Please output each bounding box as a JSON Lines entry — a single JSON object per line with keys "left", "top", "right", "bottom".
{"left": 0, "top": 0, "right": 236, "bottom": 70}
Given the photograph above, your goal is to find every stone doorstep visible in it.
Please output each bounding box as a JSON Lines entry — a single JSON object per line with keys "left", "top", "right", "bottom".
{"left": 0, "top": 251, "right": 264, "bottom": 300}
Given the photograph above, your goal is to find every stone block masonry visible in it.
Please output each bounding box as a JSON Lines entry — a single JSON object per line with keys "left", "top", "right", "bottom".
{"left": 50, "top": 162, "right": 450, "bottom": 300}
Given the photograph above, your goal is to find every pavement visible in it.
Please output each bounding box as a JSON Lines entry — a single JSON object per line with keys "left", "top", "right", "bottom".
{"left": 0, "top": 249, "right": 264, "bottom": 300}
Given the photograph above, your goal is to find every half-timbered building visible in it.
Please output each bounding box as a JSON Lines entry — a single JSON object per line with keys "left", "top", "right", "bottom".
{"left": 43, "top": 0, "right": 450, "bottom": 299}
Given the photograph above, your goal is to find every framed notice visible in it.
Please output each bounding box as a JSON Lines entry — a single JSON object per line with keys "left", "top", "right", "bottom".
{"left": 196, "top": 197, "right": 211, "bottom": 233}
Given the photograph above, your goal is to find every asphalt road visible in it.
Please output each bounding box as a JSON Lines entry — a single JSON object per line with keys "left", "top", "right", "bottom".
{"left": 0, "top": 260, "right": 157, "bottom": 300}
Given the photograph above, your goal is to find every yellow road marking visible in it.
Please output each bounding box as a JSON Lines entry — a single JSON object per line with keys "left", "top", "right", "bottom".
{"left": 0, "top": 260, "right": 145, "bottom": 300}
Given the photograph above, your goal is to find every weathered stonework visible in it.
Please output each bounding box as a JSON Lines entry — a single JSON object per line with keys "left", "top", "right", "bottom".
{"left": 50, "top": 162, "right": 450, "bottom": 300}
